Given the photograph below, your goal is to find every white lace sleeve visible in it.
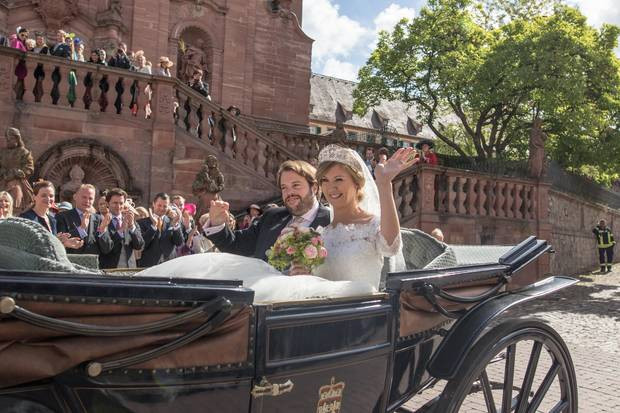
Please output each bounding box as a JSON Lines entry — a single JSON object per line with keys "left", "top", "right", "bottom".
{"left": 374, "top": 218, "right": 402, "bottom": 257}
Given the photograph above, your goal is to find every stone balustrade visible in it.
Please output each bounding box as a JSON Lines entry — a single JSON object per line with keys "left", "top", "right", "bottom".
{"left": 8, "top": 50, "right": 154, "bottom": 120}
{"left": 1, "top": 47, "right": 303, "bottom": 183}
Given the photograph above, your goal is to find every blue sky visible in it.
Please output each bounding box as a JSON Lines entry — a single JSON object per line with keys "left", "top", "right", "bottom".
{"left": 302, "top": 0, "right": 620, "bottom": 82}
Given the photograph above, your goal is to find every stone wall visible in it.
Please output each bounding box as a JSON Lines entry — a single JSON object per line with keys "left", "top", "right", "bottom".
{"left": 549, "top": 189, "right": 620, "bottom": 276}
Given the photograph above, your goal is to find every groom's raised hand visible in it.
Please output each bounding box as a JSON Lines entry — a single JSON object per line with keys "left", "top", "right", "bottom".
{"left": 209, "top": 200, "right": 230, "bottom": 226}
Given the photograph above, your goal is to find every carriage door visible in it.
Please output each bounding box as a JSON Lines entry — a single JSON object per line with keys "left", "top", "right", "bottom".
{"left": 250, "top": 296, "right": 394, "bottom": 413}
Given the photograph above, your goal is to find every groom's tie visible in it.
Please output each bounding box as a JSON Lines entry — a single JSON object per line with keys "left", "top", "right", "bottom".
{"left": 281, "top": 215, "right": 305, "bottom": 234}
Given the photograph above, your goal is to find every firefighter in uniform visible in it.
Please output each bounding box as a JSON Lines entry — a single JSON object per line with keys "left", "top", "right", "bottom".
{"left": 593, "top": 219, "right": 615, "bottom": 273}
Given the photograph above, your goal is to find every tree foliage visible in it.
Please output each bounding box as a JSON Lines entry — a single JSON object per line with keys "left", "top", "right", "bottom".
{"left": 353, "top": 0, "right": 620, "bottom": 182}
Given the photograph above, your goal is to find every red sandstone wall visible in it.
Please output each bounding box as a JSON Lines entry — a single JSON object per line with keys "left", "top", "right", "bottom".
{"left": 549, "top": 190, "right": 620, "bottom": 276}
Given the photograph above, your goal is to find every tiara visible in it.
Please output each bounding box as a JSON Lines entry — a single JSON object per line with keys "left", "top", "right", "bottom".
{"left": 318, "top": 144, "right": 363, "bottom": 173}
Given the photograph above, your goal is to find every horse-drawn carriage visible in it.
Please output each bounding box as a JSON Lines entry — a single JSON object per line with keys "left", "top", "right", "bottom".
{"left": 0, "top": 219, "right": 578, "bottom": 412}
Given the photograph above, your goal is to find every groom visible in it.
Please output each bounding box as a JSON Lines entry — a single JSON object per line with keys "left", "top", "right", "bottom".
{"left": 204, "top": 160, "right": 330, "bottom": 260}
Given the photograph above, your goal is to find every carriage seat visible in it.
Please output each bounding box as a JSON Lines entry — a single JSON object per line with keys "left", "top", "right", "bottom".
{"left": 0, "top": 217, "right": 100, "bottom": 273}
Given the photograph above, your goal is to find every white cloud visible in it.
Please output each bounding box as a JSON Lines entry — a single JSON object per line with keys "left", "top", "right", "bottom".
{"left": 369, "top": 3, "right": 416, "bottom": 50}
{"left": 302, "top": 0, "right": 371, "bottom": 62}
{"left": 321, "top": 57, "right": 360, "bottom": 81}
{"left": 569, "top": 0, "right": 620, "bottom": 27}
{"left": 373, "top": 3, "right": 416, "bottom": 34}
{"left": 302, "top": 1, "right": 418, "bottom": 78}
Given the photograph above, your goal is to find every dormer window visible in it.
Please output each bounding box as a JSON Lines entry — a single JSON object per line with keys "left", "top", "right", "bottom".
{"left": 407, "top": 117, "right": 423, "bottom": 135}
{"left": 371, "top": 109, "right": 388, "bottom": 130}
{"left": 335, "top": 101, "right": 352, "bottom": 124}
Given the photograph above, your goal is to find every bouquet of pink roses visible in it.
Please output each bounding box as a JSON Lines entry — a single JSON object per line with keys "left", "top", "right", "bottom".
{"left": 266, "top": 226, "right": 328, "bottom": 272}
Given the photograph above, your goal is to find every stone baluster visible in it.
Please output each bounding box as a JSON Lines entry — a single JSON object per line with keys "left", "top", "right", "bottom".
{"left": 256, "top": 139, "right": 268, "bottom": 178}
{"left": 514, "top": 183, "right": 523, "bottom": 219}
{"left": 487, "top": 181, "right": 497, "bottom": 217}
{"left": 299, "top": 137, "right": 311, "bottom": 160}
{"left": 401, "top": 176, "right": 415, "bottom": 218}
{"left": 72, "top": 66, "right": 87, "bottom": 110}
{"left": 245, "top": 132, "right": 258, "bottom": 171}
{"left": 212, "top": 111, "right": 226, "bottom": 151}
{"left": 496, "top": 182, "right": 506, "bottom": 217}
{"left": 32, "top": 63, "right": 46, "bottom": 103}
{"left": 466, "top": 177, "right": 477, "bottom": 215}
{"left": 39, "top": 61, "right": 54, "bottom": 105}
{"left": 97, "top": 74, "right": 110, "bottom": 112}
{"left": 109, "top": 74, "right": 125, "bottom": 114}
{"left": 476, "top": 179, "right": 486, "bottom": 216}
{"left": 22, "top": 58, "right": 39, "bottom": 103}
{"left": 127, "top": 79, "right": 139, "bottom": 118}
{"left": 447, "top": 175, "right": 457, "bottom": 214}
{"left": 309, "top": 138, "right": 320, "bottom": 160}
{"left": 392, "top": 178, "right": 404, "bottom": 218}
{"left": 265, "top": 146, "right": 277, "bottom": 180}
{"left": 195, "top": 103, "right": 204, "bottom": 138}
{"left": 223, "top": 116, "right": 235, "bottom": 157}
{"left": 530, "top": 186, "right": 538, "bottom": 219}
{"left": 49, "top": 66, "right": 61, "bottom": 105}
{"left": 187, "top": 99, "right": 201, "bottom": 139}
{"left": 456, "top": 177, "right": 465, "bottom": 214}
{"left": 57, "top": 65, "right": 72, "bottom": 107}
{"left": 235, "top": 129, "right": 248, "bottom": 165}
{"left": 505, "top": 181, "right": 514, "bottom": 218}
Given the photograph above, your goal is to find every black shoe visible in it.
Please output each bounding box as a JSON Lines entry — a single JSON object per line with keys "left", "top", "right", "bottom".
{"left": 607, "top": 266, "right": 613, "bottom": 273}
{"left": 601, "top": 267, "right": 607, "bottom": 273}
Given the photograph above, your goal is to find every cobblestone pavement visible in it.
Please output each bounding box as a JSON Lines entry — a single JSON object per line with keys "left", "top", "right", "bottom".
{"left": 403, "top": 268, "right": 620, "bottom": 412}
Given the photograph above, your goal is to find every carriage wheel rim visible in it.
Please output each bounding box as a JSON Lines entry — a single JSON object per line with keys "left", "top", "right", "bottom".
{"left": 448, "top": 324, "right": 577, "bottom": 413}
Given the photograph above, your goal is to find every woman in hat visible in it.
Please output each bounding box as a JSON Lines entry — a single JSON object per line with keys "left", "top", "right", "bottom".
{"left": 156, "top": 56, "right": 174, "bottom": 77}
{"left": 413, "top": 139, "right": 438, "bottom": 165}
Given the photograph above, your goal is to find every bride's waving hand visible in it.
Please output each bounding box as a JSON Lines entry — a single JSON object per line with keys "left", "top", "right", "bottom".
{"left": 373, "top": 148, "right": 417, "bottom": 245}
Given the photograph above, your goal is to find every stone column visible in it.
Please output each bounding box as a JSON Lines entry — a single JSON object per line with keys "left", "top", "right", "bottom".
{"left": 416, "top": 165, "right": 441, "bottom": 234}
{"left": 536, "top": 180, "right": 552, "bottom": 280}
{"left": 149, "top": 78, "right": 177, "bottom": 200}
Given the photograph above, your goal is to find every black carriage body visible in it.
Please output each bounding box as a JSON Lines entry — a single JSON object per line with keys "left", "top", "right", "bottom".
{"left": 0, "top": 237, "right": 577, "bottom": 412}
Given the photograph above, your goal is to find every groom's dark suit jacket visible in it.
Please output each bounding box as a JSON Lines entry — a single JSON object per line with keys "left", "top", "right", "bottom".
{"left": 207, "top": 205, "right": 331, "bottom": 261}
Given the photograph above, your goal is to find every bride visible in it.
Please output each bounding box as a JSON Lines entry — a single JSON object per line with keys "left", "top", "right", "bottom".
{"left": 137, "top": 145, "right": 416, "bottom": 302}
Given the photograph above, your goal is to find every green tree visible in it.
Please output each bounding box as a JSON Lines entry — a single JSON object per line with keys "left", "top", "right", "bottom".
{"left": 353, "top": 0, "right": 620, "bottom": 179}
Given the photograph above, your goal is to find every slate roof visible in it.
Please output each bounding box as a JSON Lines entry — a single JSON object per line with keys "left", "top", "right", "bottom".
{"left": 309, "top": 73, "right": 435, "bottom": 139}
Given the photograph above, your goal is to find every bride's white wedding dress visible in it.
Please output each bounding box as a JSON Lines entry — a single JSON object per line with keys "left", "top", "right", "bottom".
{"left": 136, "top": 215, "right": 401, "bottom": 303}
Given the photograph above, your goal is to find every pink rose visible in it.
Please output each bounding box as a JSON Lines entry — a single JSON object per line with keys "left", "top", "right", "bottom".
{"left": 318, "top": 247, "right": 328, "bottom": 258}
{"left": 286, "top": 246, "right": 296, "bottom": 255}
{"left": 303, "top": 245, "right": 318, "bottom": 259}
{"left": 311, "top": 236, "right": 320, "bottom": 246}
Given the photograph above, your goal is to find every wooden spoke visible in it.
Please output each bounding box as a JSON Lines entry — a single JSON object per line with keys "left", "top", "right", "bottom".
{"left": 479, "top": 370, "right": 498, "bottom": 413}
{"left": 502, "top": 344, "right": 517, "bottom": 412}
{"left": 548, "top": 400, "right": 569, "bottom": 413}
{"left": 527, "top": 362, "right": 560, "bottom": 413}
{"left": 515, "top": 341, "right": 543, "bottom": 413}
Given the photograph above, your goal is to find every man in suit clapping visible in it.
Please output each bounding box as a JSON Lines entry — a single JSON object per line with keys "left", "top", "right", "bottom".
{"left": 56, "top": 184, "right": 114, "bottom": 256}
{"left": 137, "top": 192, "right": 184, "bottom": 267}
{"left": 98, "top": 188, "right": 144, "bottom": 269}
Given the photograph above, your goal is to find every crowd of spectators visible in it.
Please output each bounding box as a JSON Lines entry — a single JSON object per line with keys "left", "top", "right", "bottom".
{"left": 2, "top": 27, "right": 211, "bottom": 100}
{"left": 0, "top": 182, "right": 264, "bottom": 270}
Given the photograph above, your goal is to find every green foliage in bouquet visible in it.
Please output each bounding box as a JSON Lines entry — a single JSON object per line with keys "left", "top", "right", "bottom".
{"left": 266, "top": 226, "right": 328, "bottom": 272}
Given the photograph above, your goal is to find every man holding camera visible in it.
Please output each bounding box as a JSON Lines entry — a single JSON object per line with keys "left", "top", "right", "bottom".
{"left": 108, "top": 42, "right": 131, "bottom": 69}
{"left": 137, "top": 192, "right": 184, "bottom": 267}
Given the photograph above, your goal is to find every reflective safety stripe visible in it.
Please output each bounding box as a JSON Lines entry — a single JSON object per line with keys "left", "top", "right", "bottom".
{"left": 596, "top": 229, "right": 615, "bottom": 248}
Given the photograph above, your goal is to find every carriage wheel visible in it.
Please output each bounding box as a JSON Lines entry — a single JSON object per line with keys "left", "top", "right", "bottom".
{"left": 434, "top": 319, "right": 577, "bottom": 413}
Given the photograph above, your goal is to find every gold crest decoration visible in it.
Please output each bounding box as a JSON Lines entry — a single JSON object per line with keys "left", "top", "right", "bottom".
{"left": 316, "top": 377, "right": 345, "bottom": 413}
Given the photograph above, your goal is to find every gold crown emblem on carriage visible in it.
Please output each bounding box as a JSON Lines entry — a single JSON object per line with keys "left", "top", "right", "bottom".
{"left": 316, "top": 377, "right": 345, "bottom": 413}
